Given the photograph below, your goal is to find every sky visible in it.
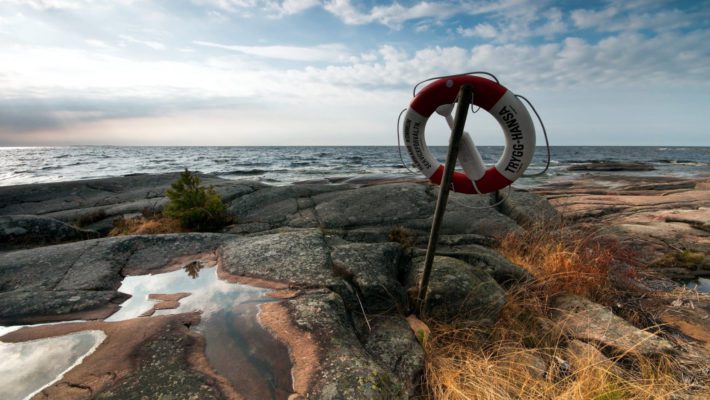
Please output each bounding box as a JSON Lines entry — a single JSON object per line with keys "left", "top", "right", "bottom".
{"left": 0, "top": 0, "right": 708, "bottom": 146}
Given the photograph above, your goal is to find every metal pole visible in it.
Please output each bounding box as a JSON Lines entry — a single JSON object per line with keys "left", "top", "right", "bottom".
{"left": 415, "top": 84, "right": 473, "bottom": 317}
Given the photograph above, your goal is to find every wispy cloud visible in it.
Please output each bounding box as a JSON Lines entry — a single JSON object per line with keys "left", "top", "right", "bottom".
{"left": 1, "top": 0, "right": 86, "bottom": 10}
{"left": 323, "top": 0, "right": 470, "bottom": 29}
{"left": 268, "top": 0, "right": 321, "bottom": 16}
{"left": 84, "top": 38, "right": 111, "bottom": 48}
{"left": 118, "top": 34, "right": 166, "bottom": 51}
{"left": 193, "top": 40, "right": 350, "bottom": 62}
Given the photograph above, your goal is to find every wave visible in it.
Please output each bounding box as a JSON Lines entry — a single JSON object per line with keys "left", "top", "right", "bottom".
{"left": 217, "top": 169, "right": 287, "bottom": 176}
{"left": 654, "top": 159, "right": 706, "bottom": 165}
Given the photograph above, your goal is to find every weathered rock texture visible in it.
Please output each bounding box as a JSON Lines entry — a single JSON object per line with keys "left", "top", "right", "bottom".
{"left": 0, "top": 215, "right": 99, "bottom": 249}
{"left": 406, "top": 256, "right": 506, "bottom": 324}
{"left": 0, "top": 172, "right": 261, "bottom": 236}
{"left": 0, "top": 233, "right": 228, "bottom": 324}
{"left": 0, "top": 173, "right": 551, "bottom": 399}
{"left": 330, "top": 242, "right": 408, "bottom": 313}
{"left": 277, "top": 290, "right": 407, "bottom": 399}
{"left": 552, "top": 294, "right": 673, "bottom": 356}
{"left": 534, "top": 175, "right": 710, "bottom": 275}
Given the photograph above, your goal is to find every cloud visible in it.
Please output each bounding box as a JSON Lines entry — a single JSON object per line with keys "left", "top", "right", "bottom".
{"left": 570, "top": 6, "right": 619, "bottom": 29}
{"left": 84, "top": 39, "right": 111, "bottom": 48}
{"left": 456, "top": 3, "right": 567, "bottom": 42}
{"left": 297, "top": 29, "right": 710, "bottom": 91}
{"left": 457, "top": 23, "right": 498, "bottom": 38}
{"left": 192, "top": 0, "right": 259, "bottom": 12}
{"left": 118, "top": 34, "right": 166, "bottom": 51}
{"left": 193, "top": 0, "right": 320, "bottom": 17}
{"left": 570, "top": 2, "right": 701, "bottom": 33}
{"left": 3, "top": 25, "right": 709, "bottom": 102}
{"left": 193, "top": 40, "right": 350, "bottom": 62}
{"left": 324, "top": 0, "right": 467, "bottom": 29}
{"left": 268, "top": 0, "right": 321, "bottom": 16}
{"left": 0, "top": 0, "right": 85, "bottom": 10}
{"left": 194, "top": 0, "right": 513, "bottom": 26}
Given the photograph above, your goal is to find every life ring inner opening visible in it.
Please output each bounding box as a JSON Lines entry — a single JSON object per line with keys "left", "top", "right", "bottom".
{"left": 402, "top": 75, "right": 536, "bottom": 194}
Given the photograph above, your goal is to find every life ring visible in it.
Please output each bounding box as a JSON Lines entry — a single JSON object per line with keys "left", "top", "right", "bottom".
{"left": 403, "top": 75, "right": 536, "bottom": 194}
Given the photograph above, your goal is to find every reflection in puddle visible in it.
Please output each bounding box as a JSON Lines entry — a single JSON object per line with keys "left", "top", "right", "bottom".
{"left": 107, "top": 265, "right": 267, "bottom": 321}
{"left": 0, "top": 330, "right": 105, "bottom": 400}
{"left": 109, "top": 266, "right": 293, "bottom": 399}
{"left": 686, "top": 277, "right": 710, "bottom": 293}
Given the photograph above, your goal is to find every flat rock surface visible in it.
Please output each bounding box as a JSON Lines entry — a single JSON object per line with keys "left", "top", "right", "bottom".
{"left": 0, "top": 215, "right": 98, "bottom": 250}
{"left": 363, "top": 316, "right": 424, "bottom": 397}
{"left": 219, "top": 229, "right": 339, "bottom": 288}
{"left": 418, "top": 242, "right": 532, "bottom": 287}
{"left": 267, "top": 290, "right": 406, "bottom": 399}
{"left": 406, "top": 256, "right": 506, "bottom": 324}
{"left": 552, "top": 294, "right": 673, "bottom": 356}
{"left": 534, "top": 175, "right": 710, "bottom": 266}
{"left": 330, "top": 242, "right": 407, "bottom": 313}
{"left": 313, "top": 183, "right": 435, "bottom": 230}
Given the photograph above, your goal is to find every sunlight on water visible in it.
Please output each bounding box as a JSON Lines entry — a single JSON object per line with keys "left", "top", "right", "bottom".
{"left": 0, "top": 330, "right": 105, "bottom": 400}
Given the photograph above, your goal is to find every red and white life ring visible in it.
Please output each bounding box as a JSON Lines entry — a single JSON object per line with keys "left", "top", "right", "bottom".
{"left": 403, "top": 75, "right": 536, "bottom": 194}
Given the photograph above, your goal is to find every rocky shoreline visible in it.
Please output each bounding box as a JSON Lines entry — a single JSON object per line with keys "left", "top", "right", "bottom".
{"left": 1, "top": 172, "right": 708, "bottom": 399}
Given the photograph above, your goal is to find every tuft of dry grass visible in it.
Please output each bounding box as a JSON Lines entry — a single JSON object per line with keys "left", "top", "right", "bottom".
{"left": 75, "top": 208, "right": 108, "bottom": 227}
{"left": 424, "top": 285, "right": 698, "bottom": 400}
{"left": 497, "top": 223, "right": 625, "bottom": 301}
{"left": 108, "top": 215, "right": 184, "bottom": 236}
{"left": 423, "top": 222, "right": 703, "bottom": 399}
{"left": 389, "top": 225, "right": 416, "bottom": 249}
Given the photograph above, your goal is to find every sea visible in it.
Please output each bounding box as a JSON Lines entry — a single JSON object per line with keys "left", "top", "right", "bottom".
{"left": 0, "top": 146, "right": 708, "bottom": 188}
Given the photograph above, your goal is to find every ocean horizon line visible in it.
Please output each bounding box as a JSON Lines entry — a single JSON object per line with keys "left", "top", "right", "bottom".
{"left": 1, "top": 144, "right": 709, "bottom": 149}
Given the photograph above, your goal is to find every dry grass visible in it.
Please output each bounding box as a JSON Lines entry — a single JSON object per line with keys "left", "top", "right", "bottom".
{"left": 422, "top": 223, "right": 701, "bottom": 399}
{"left": 75, "top": 208, "right": 108, "bottom": 227}
{"left": 497, "top": 223, "right": 626, "bottom": 301}
{"left": 108, "top": 215, "right": 184, "bottom": 236}
{"left": 424, "top": 286, "right": 696, "bottom": 400}
{"left": 389, "top": 225, "right": 416, "bottom": 249}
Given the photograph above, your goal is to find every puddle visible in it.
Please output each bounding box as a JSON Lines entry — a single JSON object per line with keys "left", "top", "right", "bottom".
{"left": 106, "top": 264, "right": 268, "bottom": 321}
{"left": 0, "top": 265, "right": 294, "bottom": 400}
{"left": 686, "top": 277, "right": 710, "bottom": 293}
{"left": 0, "top": 330, "right": 105, "bottom": 400}
{"left": 109, "top": 265, "right": 294, "bottom": 400}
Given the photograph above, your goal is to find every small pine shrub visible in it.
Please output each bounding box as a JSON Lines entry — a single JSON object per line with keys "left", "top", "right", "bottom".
{"left": 163, "top": 169, "right": 232, "bottom": 231}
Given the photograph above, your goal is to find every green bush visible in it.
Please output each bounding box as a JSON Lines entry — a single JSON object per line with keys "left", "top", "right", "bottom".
{"left": 164, "top": 169, "right": 232, "bottom": 231}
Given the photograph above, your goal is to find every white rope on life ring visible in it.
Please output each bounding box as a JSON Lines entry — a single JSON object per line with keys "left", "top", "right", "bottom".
{"left": 402, "top": 75, "right": 536, "bottom": 194}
